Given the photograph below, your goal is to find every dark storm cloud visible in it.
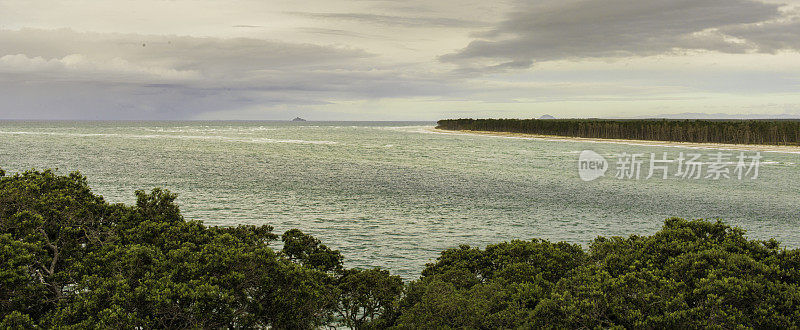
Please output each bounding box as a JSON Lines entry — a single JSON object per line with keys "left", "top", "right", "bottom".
{"left": 442, "top": 0, "right": 791, "bottom": 66}
{"left": 722, "top": 16, "right": 800, "bottom": 52}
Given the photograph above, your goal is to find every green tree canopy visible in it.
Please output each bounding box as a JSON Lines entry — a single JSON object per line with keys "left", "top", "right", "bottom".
{"left": 394, "top": 218, "right": 800, "bottom": 329}
{"left": 2, "top": 168, "right": 798, "bottom": 328}
{"left": 0, "top": 169, "right": 337, "bottom": 328}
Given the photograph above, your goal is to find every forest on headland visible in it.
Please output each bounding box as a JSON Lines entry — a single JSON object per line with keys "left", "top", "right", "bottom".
{"left": 437, "top": 118, "right": 800, "bottom": 145}
{"left": 2, "top": 168, "right": 799, "bottom": 329}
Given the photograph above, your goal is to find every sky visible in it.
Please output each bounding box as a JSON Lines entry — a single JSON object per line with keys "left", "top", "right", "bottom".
{"left": 1, "top": 0, "right": 800, "bottom": 120}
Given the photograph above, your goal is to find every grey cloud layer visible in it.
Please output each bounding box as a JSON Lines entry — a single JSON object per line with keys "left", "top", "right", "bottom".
{"left": 0, "top": 29, "right": 458, "bottom": 119}
{"left": 443, "top": 0, "right": 796, "bottom": 66}
{"left": 0, "top": 29, "right": 374, "bottom": 81}
{"left": 2, "top": 0, "right": 800, "bottom": 119}
{"left": 291, "top": 12, "right": 488, "bottom": 28}
{"left": 722, "top": 16, "right": 800, "bottom": 52}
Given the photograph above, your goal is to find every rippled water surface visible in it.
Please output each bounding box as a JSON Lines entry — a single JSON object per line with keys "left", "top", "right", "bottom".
{"left": 2, "top": 121, "right": 799, "bottom": 278}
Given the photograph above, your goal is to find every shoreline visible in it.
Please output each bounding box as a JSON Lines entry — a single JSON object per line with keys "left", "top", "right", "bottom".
{"left": 428, "top": 127, "right": 800, "bottom": 154}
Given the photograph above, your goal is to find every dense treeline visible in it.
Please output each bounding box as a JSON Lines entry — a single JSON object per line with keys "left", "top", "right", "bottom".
{"left": 2, "top": 169, "right": 799, "bottom": 328}
{"left": 437, "top": 118, "right": 800, "bottom": 145}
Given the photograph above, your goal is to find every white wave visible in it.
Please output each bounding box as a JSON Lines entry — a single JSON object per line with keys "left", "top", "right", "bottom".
{"left": 0, "top": 130, "right": 337, "bottom": 145}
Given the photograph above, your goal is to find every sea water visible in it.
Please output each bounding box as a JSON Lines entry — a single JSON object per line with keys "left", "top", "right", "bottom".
{"left": 2, "top": 121, "right": 798, "bottom": 278}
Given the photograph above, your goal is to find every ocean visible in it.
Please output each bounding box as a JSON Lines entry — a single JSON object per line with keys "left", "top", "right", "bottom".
{"left": 2, "top": 121, "right": 798, "bottom": 278}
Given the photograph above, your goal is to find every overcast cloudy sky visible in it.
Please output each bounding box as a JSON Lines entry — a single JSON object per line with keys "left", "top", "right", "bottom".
{"left": 2, "top": 0, "right": 800, "bottom": 120}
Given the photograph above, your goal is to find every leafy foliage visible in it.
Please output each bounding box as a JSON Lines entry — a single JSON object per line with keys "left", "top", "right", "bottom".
{"left": 335, "top": 268, "right": 403, "bottom": 329}
{"left": 2, "top": 168, "right": 799, "bottom": 328}
{"left": 0, "top": 169, "right": 341, "bottom": 328}
{"left": 281, "top": 228, "right": 344, "bottom": 273}
{"left": 394, "top": 218, "right": 800, "bottom": 329}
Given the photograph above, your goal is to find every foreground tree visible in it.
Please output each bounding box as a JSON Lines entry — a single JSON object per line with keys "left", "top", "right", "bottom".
{"left": 0, "top": 169, "right": 336, "bottom": 328}
{"left": 2, "top": 168, "right": 799, "bottom": 328}
{"left": 335, "top": 268, "right": 403, "bottom": 329}
{"left": 281, "top": 228, "right": 344, "bottom": 273}
{"left": 393, "top": 218, "right": 800, "bottom": 328}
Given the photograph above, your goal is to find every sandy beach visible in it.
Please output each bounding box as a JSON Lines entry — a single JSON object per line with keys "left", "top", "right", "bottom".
{"left": 428, "top": 128, "right": 800, "bottom": 154}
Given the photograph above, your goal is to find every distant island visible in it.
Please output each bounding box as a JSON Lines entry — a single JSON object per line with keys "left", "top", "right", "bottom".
{"left": 437, "top": 118, "right": 800, "bottom": 146}
{"left": 292, "top": 117, "right": 307, "bottom": 122}
{"left": 538, "top": 114, "right": 556, "bottom": 120}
